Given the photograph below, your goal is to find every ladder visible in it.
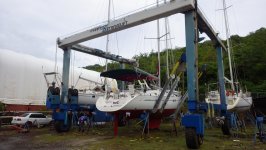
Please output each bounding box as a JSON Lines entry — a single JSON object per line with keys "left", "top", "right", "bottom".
{"left": 173, "top": 91, "right": 188, "bottom": 119}
{"left": 152, "top": 60, "right": 184, "bottom": 113}
{"left": 159, "top": 76, "right": 181, "bottom": 113}
{"left": 171, "top": 72, "right": 203, "bottom": 135}
{"left": 170, "top": 71, "right": 203, "bottom": 117}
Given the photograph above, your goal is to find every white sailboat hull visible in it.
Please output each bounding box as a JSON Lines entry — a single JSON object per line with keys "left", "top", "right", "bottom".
{"left": 79, "top": 92, "right": 104, "bottom": 106}
{"left": 96, "top": 89, "right": 181, "bottom": 112}
{"left": 205, "top": 90, "right": 252, "bottom": 112}
{"left": 227, "top": 95, "right": 252, "bottom": 112}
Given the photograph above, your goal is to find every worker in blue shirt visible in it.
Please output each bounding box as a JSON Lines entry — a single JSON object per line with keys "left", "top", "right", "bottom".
{"left": 78, "top": 113, "right": 88, "bottom": 132}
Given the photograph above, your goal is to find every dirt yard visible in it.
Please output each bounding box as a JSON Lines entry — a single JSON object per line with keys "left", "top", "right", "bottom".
{"left": 0, "top": 125, "right": 114, "bottom": 150}
{"left": 0, "top": 123, "right": 266, "bottom": 150}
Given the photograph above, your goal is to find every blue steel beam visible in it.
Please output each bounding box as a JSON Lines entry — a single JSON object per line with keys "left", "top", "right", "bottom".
{"left": 216, "top": 46, "right": 227, "bottom": 115}
{"left": 71, "top": 44, "right": 137, "bottom": 66}
{"left": 58, "top": 0, "right": 195, "bottom": 48}
{"left": 197, "top": 10, "right": 227, "bottom": 51}
{"left": 185, "top": 10, "right": 198, "bottom": 113}
{"left": 61, "top": 47, "right": 71, "bottom": 103}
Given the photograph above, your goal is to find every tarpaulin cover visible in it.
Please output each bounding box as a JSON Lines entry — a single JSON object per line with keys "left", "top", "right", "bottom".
{"left": 100, "top": 69, "right": 158, "bottom": 82}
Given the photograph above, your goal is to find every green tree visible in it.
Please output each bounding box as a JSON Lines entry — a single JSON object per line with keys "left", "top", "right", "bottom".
{"left": 83, "top": 27, "right": 266, "bottom": 92}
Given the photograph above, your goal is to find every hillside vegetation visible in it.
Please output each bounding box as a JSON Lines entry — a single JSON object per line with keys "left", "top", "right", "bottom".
{"left": 85, "top": 28, "right": 266, "bottom": 92}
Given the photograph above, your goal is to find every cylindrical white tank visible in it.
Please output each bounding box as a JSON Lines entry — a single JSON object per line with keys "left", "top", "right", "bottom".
{"left": 0, "top": 49, "right": 117, "bottom": 105}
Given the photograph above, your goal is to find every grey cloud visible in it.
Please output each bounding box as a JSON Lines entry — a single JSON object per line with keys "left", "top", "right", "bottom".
{"left": 0, "top": 0, "right": 265, "bottom": 67}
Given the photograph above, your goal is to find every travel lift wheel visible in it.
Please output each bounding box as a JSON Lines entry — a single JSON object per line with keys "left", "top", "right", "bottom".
{"left": 221, "top": 118, "right": 231, "bottom": 135}
{"left": 185, "top": 127, "right": 203, "bottom": 149}
{"left": 54, "top": 114, "right": 72, "bottom": 133}
{"left": 54, "top": 120, "right": 71, "bottom": 133}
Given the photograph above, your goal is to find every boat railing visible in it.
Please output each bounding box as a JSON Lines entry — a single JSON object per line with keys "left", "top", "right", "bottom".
{"left": 118, "top": 92, "right": 127, "bottom": 98}
{"left": 245, "top": 92, "right": 251, "bottom": 97}
{"left": 227, "top": 98, "right": 234, "bottom": 105}
{"left": 128, "top": 84, "right": 135, "bottom": 95}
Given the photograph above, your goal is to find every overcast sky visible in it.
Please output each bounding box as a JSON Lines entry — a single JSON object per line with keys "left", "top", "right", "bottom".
{"left": 0, "top": 0, "right": 265, "bottom": 67}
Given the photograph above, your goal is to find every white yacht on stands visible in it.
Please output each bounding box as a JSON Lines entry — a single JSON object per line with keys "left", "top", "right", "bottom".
{"left": 96, "top": 68, "right": 182, "bottom": 128}
{"left": 205, "top": 83, "right": 252, "bottom": 112}
{"left": 205, "top": 0, "right": 252, "bottom": 112}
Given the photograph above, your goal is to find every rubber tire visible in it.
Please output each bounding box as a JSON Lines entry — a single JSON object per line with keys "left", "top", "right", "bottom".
{"left": 221, "top": 118, "right": 231, "bottom": 135}
{"left": 54, "top": 87, "right": 60, "bottom": 95}
{"left": 73, "top": 89, "right": 78, "bottom": 96}
{"left": 54, "top": 121, "right": 70, "bottom": 133}
{"left": 26, "top": 121, "right": 33, "bottom": 127}
{"left": 198, "top": 135, "right": 203, "bottom": 145}
{"left": 185, "top": 127, "right": 200, "bottom": 149}
{"left": 54, "top": 121, "right": 63, "bottom": 132}
{"left": 55, "top": 113, "right": 72, "bottom": 133}
{"left": 68, "top": 89, "right": 73, "bottom": 98}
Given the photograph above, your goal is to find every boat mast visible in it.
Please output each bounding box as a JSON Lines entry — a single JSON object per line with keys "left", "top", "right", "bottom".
{"left": 164, "top": 0, "right": 169, "bottom": 81}
{"left": 222, "top": 0, "right": 234, "bottom": 91}
{"left": 105, "top": 0, "right": 111, "bottom": 95}
{"left": 157, "top": 0, "right": 161, "bottom": 89}
{"left": 106, "top": 0, "right": 111, "bottom": 72}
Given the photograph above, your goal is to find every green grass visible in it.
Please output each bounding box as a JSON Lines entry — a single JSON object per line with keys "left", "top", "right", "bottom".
{"left": 9, "top": 121, "right": 266, "bottom": 150}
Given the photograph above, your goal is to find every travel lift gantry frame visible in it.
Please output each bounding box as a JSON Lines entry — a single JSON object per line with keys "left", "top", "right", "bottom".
{"left": 51, "top": 0, "right": 229, "bottom": 148}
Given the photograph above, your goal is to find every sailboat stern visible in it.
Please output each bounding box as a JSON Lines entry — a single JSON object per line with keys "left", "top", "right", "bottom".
{"left": 230, "top": 95, "right": 253, "bottom": 112}
{"left": 96, "top": 92, "right": 138, "bottom": 112}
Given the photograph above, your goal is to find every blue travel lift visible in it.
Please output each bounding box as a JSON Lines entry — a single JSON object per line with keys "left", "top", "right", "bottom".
{"left": 45, "top": 45, "right": 137, "bottom": 133}
{"left": 181, "top": 9, "right": 234, "bottom": 149}
{"left": 48, "top": 0, "right": 237, "bottom": 148}
{"left": 45, "top": 49, "right": 78, "bottom": 132}
{"left": 45, "top": 47, "right": 115, "bottom": 132}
